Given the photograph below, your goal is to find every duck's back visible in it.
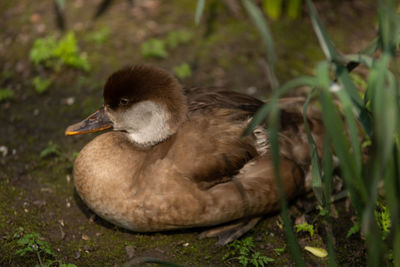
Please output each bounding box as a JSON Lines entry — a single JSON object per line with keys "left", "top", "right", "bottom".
{"left": 174, "top": 87, "right": 322, "bottom": 191}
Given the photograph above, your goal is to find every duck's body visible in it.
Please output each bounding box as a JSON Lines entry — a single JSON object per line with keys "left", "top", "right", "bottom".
{"left": 67, "top": 65, "right": 323, "bottom": 242}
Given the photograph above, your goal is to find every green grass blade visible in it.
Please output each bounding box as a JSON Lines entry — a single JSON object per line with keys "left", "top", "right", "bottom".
{"left": 268, "top": 99, "right": 305, "bottom": 266}
{"left": 394, "top": 227, "right": 400, "bottom": 267}
{"left": 383, "top": 149, "right": 399, "bottom": 237}
{"left": 359, "top": 37, "right": 380, "bottom": 55}
{"left": 241, "top": 0, "right": 279, "bottom": 90}
{"left": 319, "top": 89, "right": 366, "bottom": 213}
{"left": 336, "top": 65, "right": 372, "bottom": 137}
{"left": 344, "top": 54, "right": 374, "bottom": 69}
{"left": 322, "top": 136, "right": 333, "bottom": 210}
{"left": 287, "top": 0, "right": 302, "bottom": 19}
{"left": 305, "top": 0, "right": 345, "bottom": 64}
{"left": 378, "top": 0, "right": 398, "bottom": 52}
{"left": 321, "top": 136, "right": 337, "bottom": 267}
{"left": 243, "top": 102, "right": 271, "bottom": 136}
{"left": 195, "top": 0, "right": 206, "bottom": 25}
{"left": 262, "top": 0, "right": 283, "bottom": 20}
{"left": 303, "top": 89, "right": 324, "bottom": 205}
{"left": 369, "top": 54, "right": 398, "bottom": 163}
{"left": 243, "top": 76, "right": 316, "bottom": 136}
{"left": 361, "top": 160, "right": 385, "bottom": 265}
{"left": 384, "top": 139, "right": 400, "bottom": 244}
{"left": 346, "top": 38, "right": 379, "bottom": 72}
{"left": 333, "top": 81, "right": 362, "bottom": 172}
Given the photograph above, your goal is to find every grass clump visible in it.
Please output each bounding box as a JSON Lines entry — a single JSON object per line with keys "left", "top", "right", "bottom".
{"left": 29, "top": 31, "right": 90, "bottom": 72}
{"left": 223, "top": 237, "right": 274, "bottom": 266}
{"left": 14, "top": 227, "right": 76, "bottom": 267}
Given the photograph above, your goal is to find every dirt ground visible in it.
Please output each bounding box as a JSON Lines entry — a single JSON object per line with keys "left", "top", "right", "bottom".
{"left": 0, "top": 0, "right": 377, "bottom": 266}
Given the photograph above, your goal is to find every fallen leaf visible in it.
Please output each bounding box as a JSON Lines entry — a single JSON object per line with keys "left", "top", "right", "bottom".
{"left": 304, "top": 246, "right": 328, "bottom": 258}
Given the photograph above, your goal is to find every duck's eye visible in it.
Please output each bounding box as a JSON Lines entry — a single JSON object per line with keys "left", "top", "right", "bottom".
{"left": 119, "top": 98, "right": 129, "bottom": 106}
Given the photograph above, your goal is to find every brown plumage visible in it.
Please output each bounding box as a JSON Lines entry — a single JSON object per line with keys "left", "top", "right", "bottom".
{"left": 66, "top": 65, "right": 324, "bottom": 245}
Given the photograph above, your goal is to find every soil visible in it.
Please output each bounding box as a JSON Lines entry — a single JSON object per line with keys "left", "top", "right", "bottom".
{"left": 0, "top": 0, "right": 376, "bottom": 266}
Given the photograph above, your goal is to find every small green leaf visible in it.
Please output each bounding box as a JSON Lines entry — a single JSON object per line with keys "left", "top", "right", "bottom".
{"left": 173, "top": 63, "right": 192, "bottom": 79}
{"left": 29, "top": 36, "right": 58, "bottom": 66}
{"left": 241, "top": 0, "right": 279, "bottom": 89}
{"left": 295, "top": 223, "right": 315, "bottom": 237}
{"left": 33, "top": 77, "right": 52, "bottom": 94}
{"left": 274, "top": 246, "right": 286, "bottom": 255}
{"left": 40, "top": 142, "right": 60, "bottom": 158}
{"left": 306, "top": 0, "right": 345, "bottom": 64}
{"left": 287, "top": 0, "right": 302, "bottom": 19}
{"left": 87, "top": 27, "right": 110, "bottom": 45}
{"left": 262, "top": 0, "right": 282, "bottom": 20}
{"left": 0, "top": 88, "right": 14, "bottom": 102}
{"left": 303, "top": 88, "right": 323, "bottom": 204}
{"left": 166, "top": 30, "right": 193, "bottom": 48}
{"left": 140, "top": 39, "right": 168, "bottom": 59}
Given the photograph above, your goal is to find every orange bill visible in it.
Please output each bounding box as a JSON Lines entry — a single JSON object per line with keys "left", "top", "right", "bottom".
{"left": 65, "top": 106, "right": 112, "bottom": 136}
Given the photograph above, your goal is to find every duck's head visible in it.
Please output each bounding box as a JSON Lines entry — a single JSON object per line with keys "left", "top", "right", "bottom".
{"left": 65, "top": 65, "right": 187, "bottom": 147}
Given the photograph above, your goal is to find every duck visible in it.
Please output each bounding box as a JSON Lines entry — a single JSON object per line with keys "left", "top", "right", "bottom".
{"left": 65, "top": 65, "right": 324, "bottom": 245}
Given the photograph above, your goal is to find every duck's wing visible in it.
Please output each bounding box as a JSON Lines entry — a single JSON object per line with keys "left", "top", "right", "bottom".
{"left": 181, "top": 87, "right": 324, "bottom": 190}
{"left": 176, "top": 87, "right": 262, "bottom": 189}
{"left": 184, "top": 87, "right": 318, "bottom": 133}
{"left": 184, "top": 87, "right": 264, "bottom": 116}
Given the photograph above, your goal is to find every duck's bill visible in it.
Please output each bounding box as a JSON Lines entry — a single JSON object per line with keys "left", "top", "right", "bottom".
{"left": 65, "top": 106, "right": 113, "bottom": 136}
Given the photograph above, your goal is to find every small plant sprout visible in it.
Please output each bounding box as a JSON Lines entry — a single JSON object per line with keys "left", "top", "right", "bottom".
{"left": 274, "top": 246, "right": 286, "bottom": 256}
{"left": 0, "top": 88, "right": 14, "bottom": 102}
{"left": 166, "top": 30, "right": 193, "bottom": 48}
{"left": 29, "top": 31, "right": 90, "bottom": 72}
{"left": 40, "top": 141, "right": 60, "bottom": 159}
{"left": 72, "top": 151, "right": 79, "bottom": 160}
{"left": 140, "top": 39, "right": 168, "bottom": 59}
{"left": 87, "top": 26, "right": 110, "bottom": 45}
{"left": 223, "top": 237, "right": 274, "bottom": 266}
{"left": 14, "top": 227, "right": 77, "bottom": 267}
{"left": 33, "top": 77, "right": 52, "bottom": 94}
{"left": 346, "top": 221, "right": 360, "bottom": 238}
{"left": 173, "top": 63, "right": 192, "bottom": 79}
{"left": 14, "top": 228, "right": 55, "bottom": 266}
{"left": 375, "top": 202, "right": 391, "bottom": 240}
{"left": 295, "top": 223, "right": 314, "bottom": 237}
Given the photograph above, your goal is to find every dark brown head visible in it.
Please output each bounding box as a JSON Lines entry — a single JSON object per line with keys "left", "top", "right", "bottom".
{"left": 103, "top": 65, "right": 186, "bottom": 115}
{"left": 66, "top": 65, "right": 188, "bottom": 147}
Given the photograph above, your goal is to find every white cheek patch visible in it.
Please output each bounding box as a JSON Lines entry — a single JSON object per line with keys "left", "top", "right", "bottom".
{"left": 108, "top": 101, "right": 172, "bottom": 146}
